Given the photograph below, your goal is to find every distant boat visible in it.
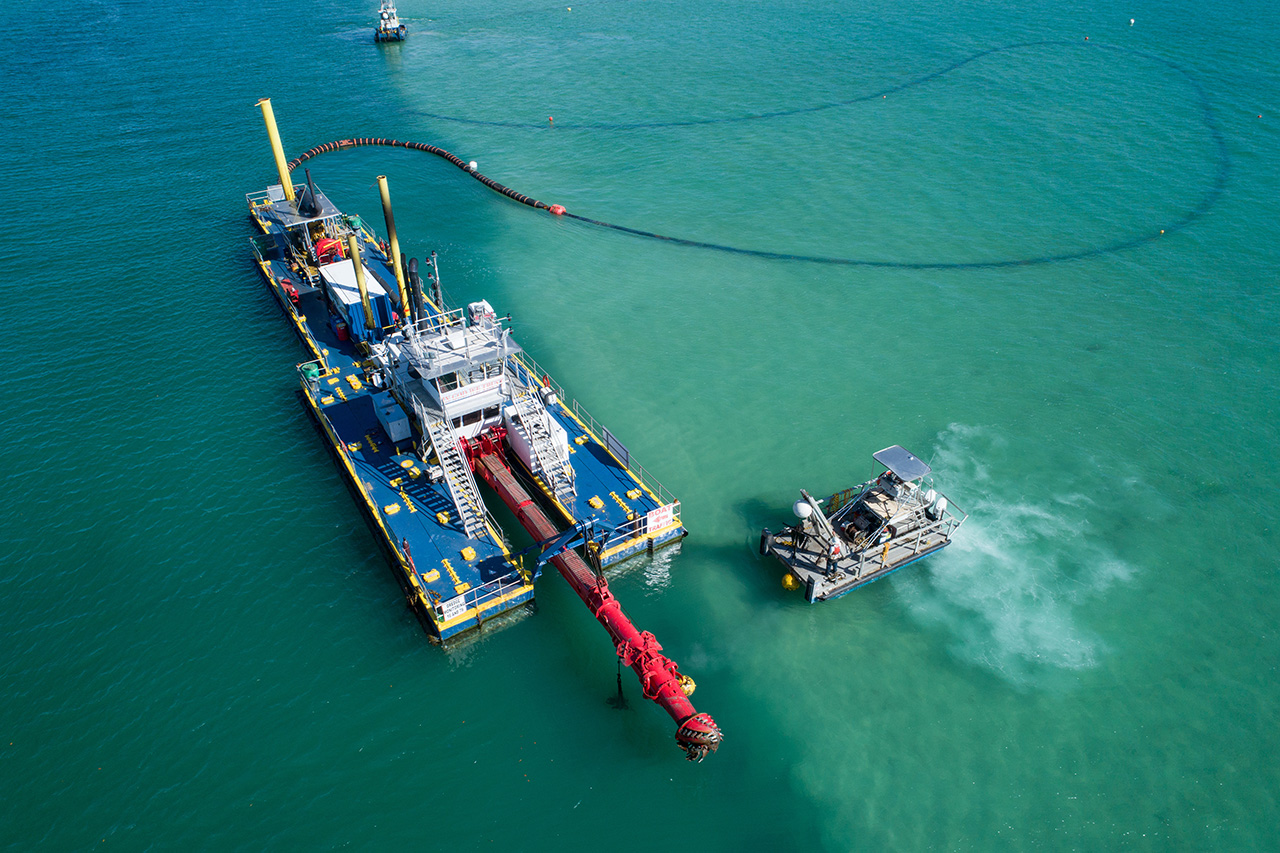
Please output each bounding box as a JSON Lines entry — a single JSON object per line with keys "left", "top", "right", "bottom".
{"left": 761, "top": 445, "right": 967, "bottom": 602}
{"left": 374, "top": 0, "right": 406, "bottom": 42}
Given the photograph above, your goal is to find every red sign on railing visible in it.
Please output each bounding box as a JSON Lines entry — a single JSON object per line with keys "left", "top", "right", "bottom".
{"left": 645, "top": 502, "right": 677, "bottom": 532}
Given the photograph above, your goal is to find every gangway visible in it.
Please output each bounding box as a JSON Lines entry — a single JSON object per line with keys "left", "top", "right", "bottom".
{"left": 508, "top": 387, "right": 577, "bottom": 505}
{"left": 417, "top": 399, "right": 489, "bottom": 540}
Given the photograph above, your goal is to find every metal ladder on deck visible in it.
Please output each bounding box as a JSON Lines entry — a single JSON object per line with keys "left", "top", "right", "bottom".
{"left": 415, "top": 399, "right": 489, "bottom": 540}
{"left": 510, "top": 389, "right": 577, "bottom": 506}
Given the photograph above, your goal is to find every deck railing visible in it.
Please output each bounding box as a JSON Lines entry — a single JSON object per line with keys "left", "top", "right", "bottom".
{"left": 406, "top": 307, "right": 465, "bottom": 335}
{"left": 245, "top": 189, "right": 280, "bottom": 208}
{"left": 844, "top": 497, "right": 968, "bottom": 578}
{"left": 509, "top": 350, "right": 679, "bottom": 509}
{"left": 433, "top": 568, "right": 528, "bottom": 625}
{"left": 598, "top": 499, "right": 682, "bottom": 553}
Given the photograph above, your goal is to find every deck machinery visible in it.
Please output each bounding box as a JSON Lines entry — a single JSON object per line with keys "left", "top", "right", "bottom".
{"left": 246, "top": 99, "right": 720, "bottom": 760}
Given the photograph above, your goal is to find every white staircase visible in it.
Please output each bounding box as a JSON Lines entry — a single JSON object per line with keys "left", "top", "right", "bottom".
{"left": 415, "top": 398, "right": 488, "bottom": 540}
{"left": 510, "top": 389, "right": 576, "bottom": 505}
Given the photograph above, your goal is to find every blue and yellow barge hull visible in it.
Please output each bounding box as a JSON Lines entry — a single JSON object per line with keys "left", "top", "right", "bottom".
{"left": 241, "top": 101, "right": 720, "bottom": 759}
{"left": 247, "top": 193, "right": 531, "bottom": 644}
{"left": 245, "top": 99, "right": 686, "bottom": 645}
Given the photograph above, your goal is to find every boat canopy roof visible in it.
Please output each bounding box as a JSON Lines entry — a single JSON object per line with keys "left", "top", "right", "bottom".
{"left": 873, "top": 445, "right": 931, "bottom": 481}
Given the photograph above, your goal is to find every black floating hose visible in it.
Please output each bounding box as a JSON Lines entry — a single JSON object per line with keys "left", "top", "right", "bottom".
{"left": 287, "top": 137, "right": 552, "bottom": 212}
{"left": 282, "top": 41, "right": 1227, "bottom": 270}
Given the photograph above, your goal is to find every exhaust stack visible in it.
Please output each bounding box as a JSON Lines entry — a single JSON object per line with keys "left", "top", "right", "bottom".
{"left": 407, "top": 257, "right": 425, "bottom": 321}
{"left": 256, "top": 98, "right": 295, "bottom": 203}
{"left": 376, "top": 175, "right": 411, "bottom": 321}
{"left": 298, "top": 169, "right": 324, "bottom": 218}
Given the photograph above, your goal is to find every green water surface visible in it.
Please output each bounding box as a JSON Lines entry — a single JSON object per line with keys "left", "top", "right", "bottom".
{"left": 2, "top": 0, "right": 1278, "bottom": 849}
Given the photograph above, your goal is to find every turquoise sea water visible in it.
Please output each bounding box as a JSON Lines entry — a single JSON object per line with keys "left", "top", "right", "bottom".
{"left": 3, "top": 0, "right": 1279, "bottom": 848}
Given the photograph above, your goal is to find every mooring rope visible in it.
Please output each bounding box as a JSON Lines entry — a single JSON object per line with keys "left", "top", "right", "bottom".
{"left": 286, "top": 41, "right": 1227, "bottom": 269}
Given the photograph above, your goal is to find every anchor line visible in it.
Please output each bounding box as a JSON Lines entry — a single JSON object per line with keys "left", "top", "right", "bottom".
{"left": 282, "top": 42, "right": 1228, "bottom": 269}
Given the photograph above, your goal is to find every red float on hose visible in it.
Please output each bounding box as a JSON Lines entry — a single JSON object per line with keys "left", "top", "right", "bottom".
{"left": 549, "top": 204, "right": 566, "bottom": 216}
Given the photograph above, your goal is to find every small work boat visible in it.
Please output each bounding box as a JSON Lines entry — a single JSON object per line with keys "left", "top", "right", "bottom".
{"left": 761, "top": 445, "right": 966, "bottom": 602}
{"left": 374, "top": 0, "right": 406, "bottom": 42}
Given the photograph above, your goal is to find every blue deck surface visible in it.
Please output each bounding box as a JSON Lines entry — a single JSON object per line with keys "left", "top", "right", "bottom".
{"left": 317, "top": 390, "right": 514, "bottom": 585}
{"left": 506, "top": 361, "right": 687, "bottom": 565}
{"left": 249, "top": 201, "right": 529, "bottom": 642}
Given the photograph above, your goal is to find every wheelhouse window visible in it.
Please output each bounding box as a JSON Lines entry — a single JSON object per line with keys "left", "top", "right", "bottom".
{"left": 437, "top": 371, "right": 460, "bottom": 393}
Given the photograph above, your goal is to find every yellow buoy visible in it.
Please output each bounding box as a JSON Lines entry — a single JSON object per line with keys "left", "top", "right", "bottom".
{"left": 678, "top": 673, "right": 696, "bottom": 697}
{"left": 781, "top": 573, "right": 801, "bottom": 591}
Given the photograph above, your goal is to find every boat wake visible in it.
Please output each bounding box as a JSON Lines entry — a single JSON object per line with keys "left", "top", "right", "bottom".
{"left": 640, "top": 542, "right": 678, "bottom": 596}
{"left": 894, "top": 424, "right": 1135, "bottom": 688}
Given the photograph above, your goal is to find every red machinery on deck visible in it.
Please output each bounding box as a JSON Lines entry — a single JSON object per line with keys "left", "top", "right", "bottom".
{"left": 465, "top": 433, "right": 722, "bottom": 761}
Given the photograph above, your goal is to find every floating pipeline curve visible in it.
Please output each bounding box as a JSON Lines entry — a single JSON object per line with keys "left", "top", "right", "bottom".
{"left": 287, "top": 138, "right": 553, "bottom": 212}
{"left": 287, "top": 43, "right": 1228, "bottom": 268}
{"left": 403, "top": 39, "right": 1224, "bottom": 135}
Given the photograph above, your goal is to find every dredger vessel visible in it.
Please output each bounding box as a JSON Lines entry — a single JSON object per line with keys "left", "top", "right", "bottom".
{"left": 246, "top": 99, "right": 720, "bottom": 760}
